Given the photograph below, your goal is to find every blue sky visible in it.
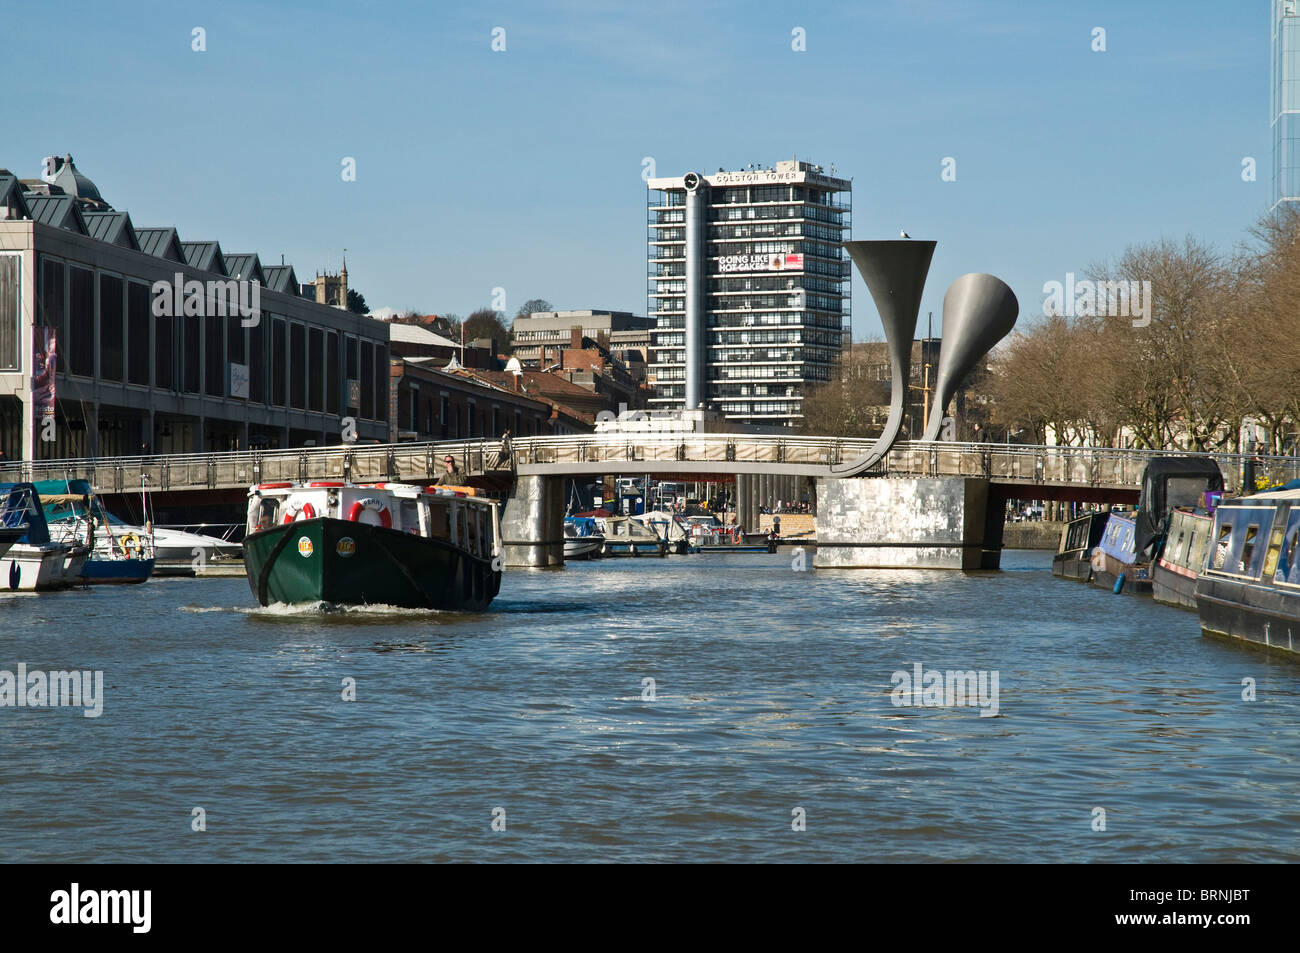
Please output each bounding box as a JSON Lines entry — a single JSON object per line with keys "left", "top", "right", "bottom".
{"left": 2, "top": 0, "right": 1269, "bottom": 338}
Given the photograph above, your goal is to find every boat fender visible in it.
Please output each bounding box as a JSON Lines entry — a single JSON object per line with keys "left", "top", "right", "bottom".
{"left": 282, "top": 502, "right": 318, "bottom": 524}
{"left": 1113, "top": 572, "right": 1125, "bottom": 594}
{"left": 347, "top": 498, "right": 392, "bottom": 529}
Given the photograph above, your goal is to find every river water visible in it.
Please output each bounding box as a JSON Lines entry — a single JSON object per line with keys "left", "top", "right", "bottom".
{"left": 1, "top": 550, "right": 1297, "bottom": 863}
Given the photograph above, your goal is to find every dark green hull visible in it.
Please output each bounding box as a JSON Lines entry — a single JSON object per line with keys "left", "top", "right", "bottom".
{"left": 244, "top": 517, "right": 501, "bottom": 611}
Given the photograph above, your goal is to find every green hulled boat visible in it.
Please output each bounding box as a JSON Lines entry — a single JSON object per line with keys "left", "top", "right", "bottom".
{"left": 242, "top": 480, "right": 502, "bottom": 610}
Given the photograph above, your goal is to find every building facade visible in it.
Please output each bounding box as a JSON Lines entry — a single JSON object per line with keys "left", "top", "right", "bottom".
{"left": 510, "top": 309, "right": 654, "bottom": 367}
{"left": 646, "top": 159, "right": 851, "bottom": 425}
{"left": 0, "top": 156, "right": 390, "bottom": 461}
{"left": 1274, "top": 1, "right": 1300, "bottom": 212}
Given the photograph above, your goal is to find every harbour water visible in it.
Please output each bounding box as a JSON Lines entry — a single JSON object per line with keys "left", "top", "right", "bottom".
{"left": 2, "top": 550, "right": 1297, "bottom": 863}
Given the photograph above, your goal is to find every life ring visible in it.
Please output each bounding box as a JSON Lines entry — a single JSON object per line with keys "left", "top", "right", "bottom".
{"left": 307, "top": 481, "right": 345, "bottom": 488}
{"left": 347, "top": 498, "right": 392, "bottom": 529}
{"left": 121, "top": 533, "right": 140, "bottom": 558}
{"left": 255, "top": 482, "right": 293, "bottom": 491}
{"left": 282, "top": 501, "right": 317, "bottom": 523}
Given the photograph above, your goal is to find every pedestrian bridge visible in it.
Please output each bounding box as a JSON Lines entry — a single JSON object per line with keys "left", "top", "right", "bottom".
{"left": 1, "top": 432, "right": 1288, "bottom": 496}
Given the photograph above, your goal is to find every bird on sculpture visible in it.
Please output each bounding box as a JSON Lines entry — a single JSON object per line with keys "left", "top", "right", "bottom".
{"left": 900, "top": 229, "right": 911, "bottom": 239}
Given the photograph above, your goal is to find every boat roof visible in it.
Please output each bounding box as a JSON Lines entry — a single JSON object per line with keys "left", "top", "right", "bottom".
{"left": 1233, "top": 488, "right": 1300, "bottom": 501}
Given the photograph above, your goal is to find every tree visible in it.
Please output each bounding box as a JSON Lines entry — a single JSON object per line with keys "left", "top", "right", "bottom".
{"left": 463, "top": 307, "right": 510, "bottom": 347}
{"left": 514, "top": 298, "right": 554, "bottom": 324}
{"left": 346, "top": 289, "right": 369, "bottom": 314}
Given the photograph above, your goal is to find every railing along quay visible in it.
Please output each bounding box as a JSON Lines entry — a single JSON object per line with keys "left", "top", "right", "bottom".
{"left": 1, "top": 436, "right": 1296, "bottom": 496}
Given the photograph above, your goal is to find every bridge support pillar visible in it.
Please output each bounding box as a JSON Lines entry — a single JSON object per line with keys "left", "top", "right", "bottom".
{"left": 500, "top": 474, "right": 565, "bottom": 568}
{"left": 814, "top": 476, "right": 1001, "bottom": 570}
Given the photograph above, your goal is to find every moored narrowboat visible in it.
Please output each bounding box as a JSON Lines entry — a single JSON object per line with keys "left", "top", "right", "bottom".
{"left": 1088, "top": 457, "right": 1224, "bottom": 596}
{"left": 242, "top": 480, "right": 502, "bottom": 610}
{"left": 1052, "top": 511, "right": 1108, "bottom": 582}
{"left": 1152, "top": 507, "right": 1214, "bottom": 610}
{"left": 1196, "top": 489, "right": 1300, "bottom": 657}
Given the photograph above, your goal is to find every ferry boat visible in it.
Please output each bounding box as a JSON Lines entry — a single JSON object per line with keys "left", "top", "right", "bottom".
{"left": 1196, "top": 488, "right": 1300, "bottom": 656}
{"left": 242, "top": 480, "right": 502, "bottom": 610}
{"left": 1089, "top": 457, "right": 1224, "bottom": 596}
{"left": 1151, "top": 504, "right": 1216, "bottom": 610}
{"left": 1051, "top": 511, "right": 1108, "bottom": 582}
{"left": 0, "top": 482, "right": 89, "bottom": 591}
{"left": 563, "top": 516, "right": 604, "bottom": 560}
{"left": 37, "top": 479, "right": 156, "bottom": 585}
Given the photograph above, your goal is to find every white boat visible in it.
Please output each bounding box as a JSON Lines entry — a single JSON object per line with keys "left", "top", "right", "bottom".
{"left": 631, "top": 510, "right": 695, "bottom": 554}
{"left": 564, "top": 517, "right": 605, "bottom": 560}
{"left": 0, "top": 482, "right": 89, "bottom": 591}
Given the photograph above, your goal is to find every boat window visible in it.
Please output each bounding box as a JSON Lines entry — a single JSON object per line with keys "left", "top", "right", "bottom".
{"left": 1212, "top": 523, "right": 1232, "bottom": 570}
{"left": 253, "top": 498, "right": 278, "bottom": 531}
{"left": 1274, "top": 510, "right": 1300, "bottom": 586}
{"left": 1240, "top": 525, "right": 1259, "bottom": 575}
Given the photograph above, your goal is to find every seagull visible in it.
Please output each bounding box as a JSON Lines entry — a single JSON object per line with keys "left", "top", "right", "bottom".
{"left": 900, "top": 229, "right": 911, "bottom": 239}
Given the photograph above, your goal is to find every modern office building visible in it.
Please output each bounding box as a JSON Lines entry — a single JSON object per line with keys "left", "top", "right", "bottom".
{"left": 0, "top": 155, "right": 391, "bottom": 461}
{"left": 510, "top": 309, "right": 653, "bottom": 366}
{"left": 645, "top": 159, "right": 851, "bottom": 425}
{"left": 1274, "top": 1, "right": 1300, "bottom": 212}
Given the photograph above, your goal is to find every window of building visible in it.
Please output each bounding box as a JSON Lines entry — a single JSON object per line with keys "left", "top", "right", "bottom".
{"left": 359, "top": 340, "right": 374, "bottom": 420}
{"left": 249, "top": 318, "right": 266, "bottom": 404}
{"left": 308, "top": 327, "right": 324, "bottom": 412}
{"left": 290, "top": 323, "right": 307, "bottom": 409}
{"left": 326, "top": 331, "right": 340, "bottom": 415}
{"left": 271, "top": 317, "right": 287, "bottom": 406}
{"left": 127, "top": 282, "right": 150, "bottom": 386}
{"left": 39, "top": 257, "right": 65, "bottom": 351}
{"left": 156, "top": 311, "right": 175, "bottom": 390}
{"left": 98, "top": 274, "right": 124, "bottom": 382}
{"left": 204, "top": 311, "right": 223, "bottom": 397}
{"left": 0, "top": 255, "right": 18, "bottom": 371}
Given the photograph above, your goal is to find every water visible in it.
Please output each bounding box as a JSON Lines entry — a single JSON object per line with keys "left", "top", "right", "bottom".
{"left": 2, "top": 550, "right": 1297, "bottom": 863}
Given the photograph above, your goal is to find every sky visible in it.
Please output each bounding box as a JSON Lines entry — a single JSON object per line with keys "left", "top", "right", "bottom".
{"left": 1, "top": 0, "right": 1271, "bottom": 339}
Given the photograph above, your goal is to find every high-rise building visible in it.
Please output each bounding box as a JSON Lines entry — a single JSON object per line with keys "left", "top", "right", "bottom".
{"left": 1273, "top": 1, "right": 1300, "bottom": 212}
{"left": 646, "top": 159, "right": 851, "bottom": 425}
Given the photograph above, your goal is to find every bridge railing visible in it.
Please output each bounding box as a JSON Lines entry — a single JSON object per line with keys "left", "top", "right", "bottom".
{"left": 4, "top": 434, "right": 1299, "bottom": 496}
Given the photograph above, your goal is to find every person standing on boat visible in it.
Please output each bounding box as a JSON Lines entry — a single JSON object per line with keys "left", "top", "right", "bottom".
{"left": 432, "top": 454, "right": 463, "bottom": 485}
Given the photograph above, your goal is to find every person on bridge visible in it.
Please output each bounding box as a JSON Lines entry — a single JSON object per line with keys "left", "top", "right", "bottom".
{"left": 487, "top": 430, "right": 513, "bottom": 470}
{"left": 432, "top": 454, "right": 462, "bottom": 485}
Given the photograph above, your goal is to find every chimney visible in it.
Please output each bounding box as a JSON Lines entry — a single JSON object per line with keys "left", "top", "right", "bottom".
{"left": 570, "top": 326, "right": 582, "bottom": 350}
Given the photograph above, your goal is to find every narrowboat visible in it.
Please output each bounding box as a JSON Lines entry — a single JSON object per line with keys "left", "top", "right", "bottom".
{"left": 595, "top": 515, "right": 666, "bottom": 557}
{"left": 1089, "top": 457, "right": 1224, "bottom": 596}
{"left": 37, "top": 479, "right": 156, "bottom": 585}
{"left": 242, "top": 480, "right": 502, "bottom": 610}
{"left": 563, "top": 516, "right": 605, "bottom": 560}
{"left": 1151, "top": 505, "right": 1215, "bottom": 610}
{"left": 1051, "top": 511, "right": 1108, "bottom": 582}
{"left": 0, "top": 482, "right": 89, "bottom": 591}
{"left": 1196, "top": 488, "right": 1300, "bottom": 657}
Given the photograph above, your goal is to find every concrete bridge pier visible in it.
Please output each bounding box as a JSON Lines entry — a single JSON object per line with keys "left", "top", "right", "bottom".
{"left": 813, "top": 476, "right": 1002, "bottom": 571}
{"left": 500, "top": 474, "right": 565, "bottom": 568}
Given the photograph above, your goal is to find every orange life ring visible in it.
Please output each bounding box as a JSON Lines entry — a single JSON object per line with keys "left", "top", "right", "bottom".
{"left": 347, "top": 499, "right": 392, "bottom": 529}
{"left": 307, "top": 481, "right": 345, "bottom": 487}
{"left": 282, "top": 501, "right": 317, "bottom": 523}
{"left": 256, "top": 482, "right": 293, "bottom": 490}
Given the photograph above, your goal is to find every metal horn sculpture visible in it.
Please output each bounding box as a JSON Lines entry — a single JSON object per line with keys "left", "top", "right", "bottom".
{"left": 831, "top": 239, "right": 936, "bottom": 477}
{"left": 920, "top": 273, "right": 1019, "bottom": 442}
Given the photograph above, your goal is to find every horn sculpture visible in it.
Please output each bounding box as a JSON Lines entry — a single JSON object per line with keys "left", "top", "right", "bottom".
{"left": 920, "top": 273, "right": 1019, "bottom": 442}
{"left": 831, "top": 240, "right": 936, "bottom": 477}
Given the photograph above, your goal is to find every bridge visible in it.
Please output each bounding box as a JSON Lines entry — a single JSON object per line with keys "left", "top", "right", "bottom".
{"left": 4, "top": 434, "right": 1288, "bottom": 571}
{"left": 1, "top": 433, "right": 1288, "bottom": 495}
